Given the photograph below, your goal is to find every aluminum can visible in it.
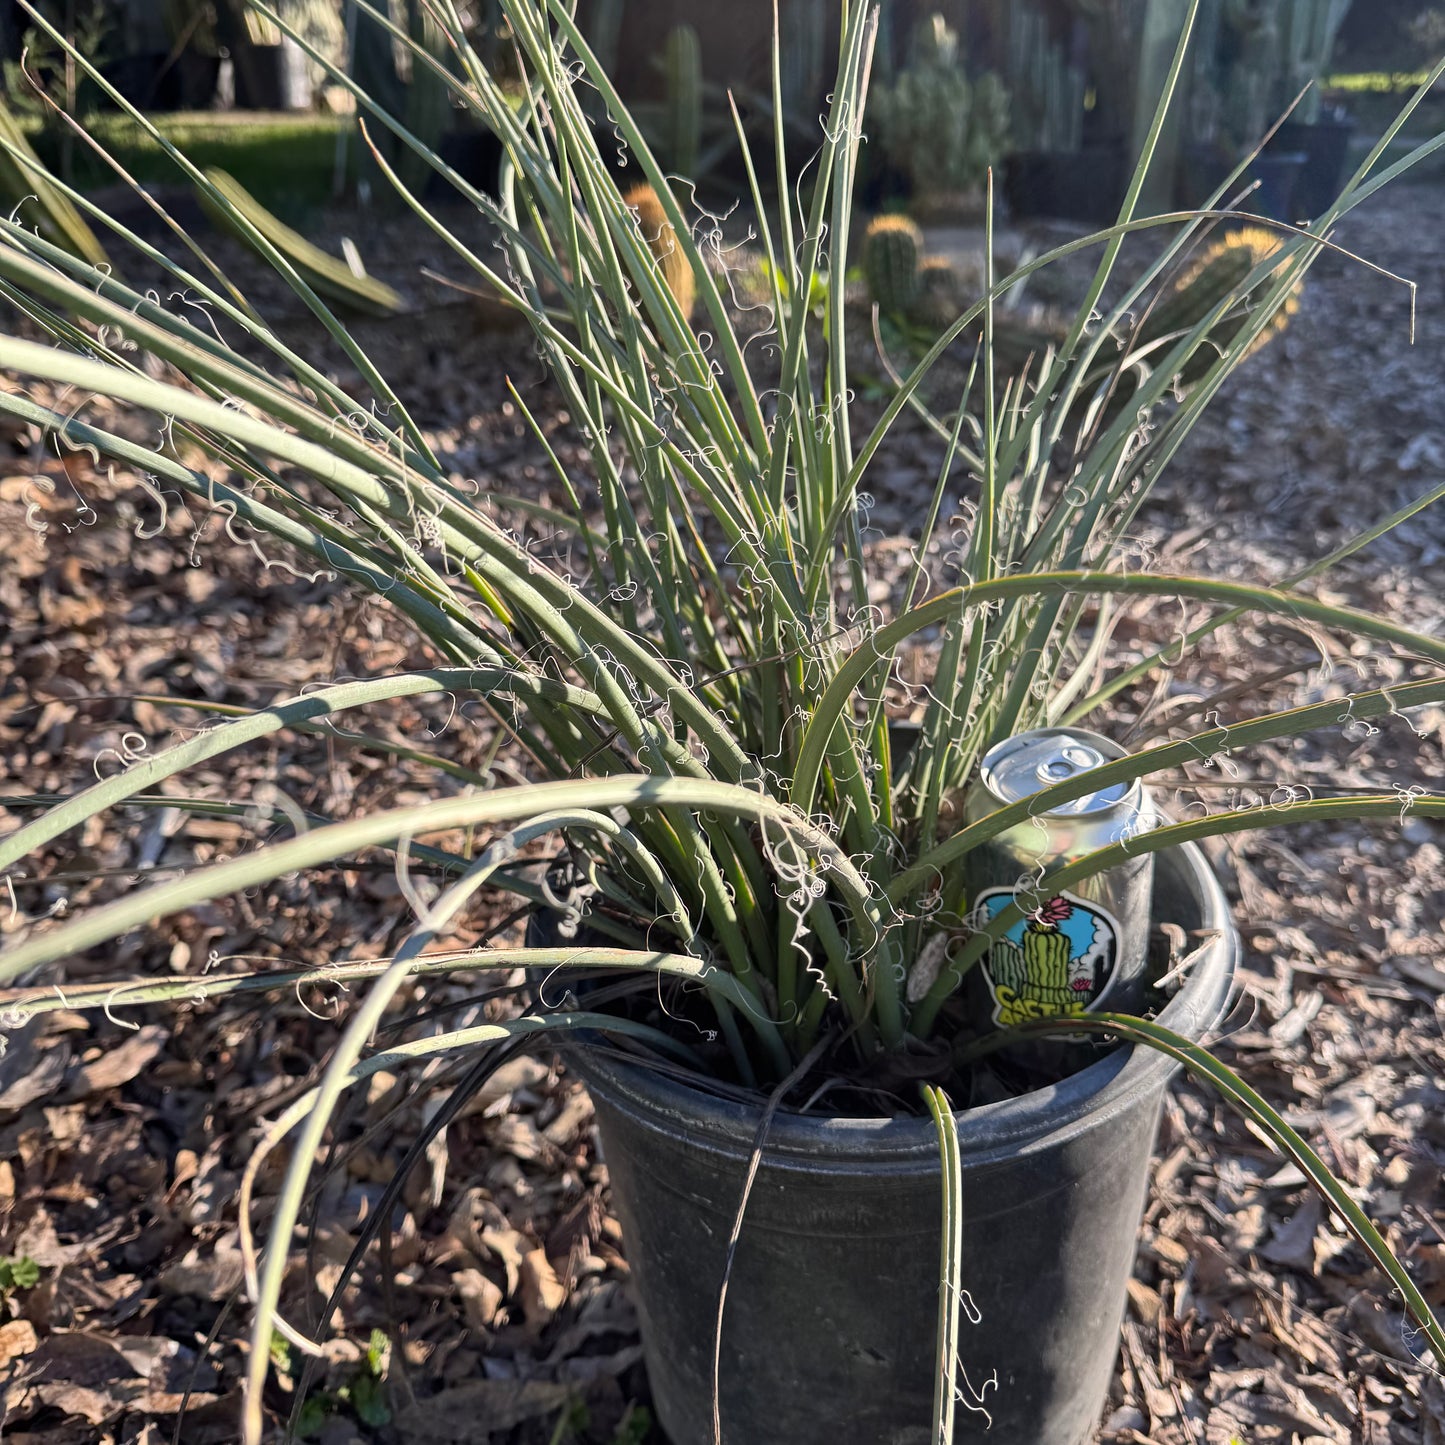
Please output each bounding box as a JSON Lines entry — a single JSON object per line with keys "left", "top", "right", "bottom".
{"left": 963, "top": 727, "right": 1157, "bottom": 1042}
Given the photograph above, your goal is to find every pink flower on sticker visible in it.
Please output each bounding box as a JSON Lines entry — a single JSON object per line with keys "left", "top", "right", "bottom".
{"left": 1072, "top": 978, "right": 1091, "bottom": 992}
{"left": 1034, "top": 896, "right": 1073, "bottom": 928}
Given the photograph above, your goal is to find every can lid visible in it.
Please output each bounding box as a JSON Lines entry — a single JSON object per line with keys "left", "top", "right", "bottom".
{"left": 978, "top": 728, "right": 1138, "bottom": 817}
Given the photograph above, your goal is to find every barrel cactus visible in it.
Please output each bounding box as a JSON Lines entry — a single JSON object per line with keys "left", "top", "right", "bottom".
{"left": 1020, "top": 898, "right": 1076, "bottom": 1010}
{"left": 861, "top": 214, "right": 924, "bottom": 317}
{"left": 912, "top": 255, "right": 962, "bottom": 327}
{"left": 623, "top": 183, "right": 695, "bottom": 322}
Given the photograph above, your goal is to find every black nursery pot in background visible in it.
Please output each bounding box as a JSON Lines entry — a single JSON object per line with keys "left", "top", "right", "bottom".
{"left": 101, "top": 51, "right": 220, "bottom": 112}
{"left": 1177, "top": 142, "right": 1308, "bottom": 224}
{"left": 1264, "top": 115, "right": 1356, "bottom": 222}
{"left": 432, "top": 127, "right": 505, "bottom": 198}
{"left": 234, "top": 42, "right": 310, "bottom": 111}
{"left": 567, "top": 842, "right": 1238, "bottom": 1445}
{"left": 1003, "top": 141, "right": 1128, "bottom": 226}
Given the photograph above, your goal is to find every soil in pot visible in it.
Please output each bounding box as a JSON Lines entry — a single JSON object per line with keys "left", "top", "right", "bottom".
{"left": 549, "top": 841, "right": 1237, "bottom": 1444}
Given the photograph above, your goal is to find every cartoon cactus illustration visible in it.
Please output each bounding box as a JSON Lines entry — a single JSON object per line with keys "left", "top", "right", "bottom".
{"left": 662, "top": 24, "right": 702, "bottom": 180}
{"left": 988, "top": 937, "right": 1029, "bottom": 998}
{"left": 861, "top": 214, "right": 924, "bottom": 317}
{"left": 623, "top": 183, "right": 695, "bottom": 322}
{"left": 1019, "top": 896, "right": 1077, "bottom": 1010}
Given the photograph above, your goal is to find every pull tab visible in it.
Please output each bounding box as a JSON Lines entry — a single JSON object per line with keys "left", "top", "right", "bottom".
{"left": 1036, "top": 742, "right": 1102, "bottom": 784}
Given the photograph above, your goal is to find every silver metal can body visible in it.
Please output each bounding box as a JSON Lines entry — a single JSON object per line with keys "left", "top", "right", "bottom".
{"left": 963, "top": 727, "right": 1157, "bottom": 1037}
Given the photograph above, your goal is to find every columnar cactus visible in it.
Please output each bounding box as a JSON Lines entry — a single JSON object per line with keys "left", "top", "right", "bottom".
{"left": 623, "top": 183, "right": 695, "bottom": 322}
{"left": 868, "top": 13, "right": 1009, "bottom": 198}
{"left": 662, "top": 24, "right": 702, "bottom": 181}
{"left": 1005, "top": 5, "right": 1083, "bottom": 153}
{"left": 1142, "top": 225, "right": 1301, "bottom": 366}
{"left": 861, "top": 214, "right": 924, "bottom": 317}
{"left": 966, "top": 72, "right": 1010, "bottom": 178}
{"left": 399, "top": 0, "right": 455, "bottom": 196}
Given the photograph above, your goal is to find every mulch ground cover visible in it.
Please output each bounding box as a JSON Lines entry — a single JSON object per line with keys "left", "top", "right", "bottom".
{"left": 0, "top": 178, "right": 1442, "bottom": 1444}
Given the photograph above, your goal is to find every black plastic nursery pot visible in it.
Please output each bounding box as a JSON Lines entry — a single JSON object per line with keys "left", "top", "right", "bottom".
{"left": 1002, "top": 143, "right": 1127, "bottom": 226}
{"left": 234, "top": 42, "right": 311, "bottom": 112}
{"left": 431, "top": 128, "right": 505, "bottom": 199}
{"left": 101, "top": 51, "right": 220, "bottom": 112}
{"left": 1177, "top": 143, "right": 1307, "bottom": 224}
{"left": 1263, "top": 116, "right": 1356, "bottom": 222}
{"left": 569, "top": 841, "right": 1237, "bottom": 1445}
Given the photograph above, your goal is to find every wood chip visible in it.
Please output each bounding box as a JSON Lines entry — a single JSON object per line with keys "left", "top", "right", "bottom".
{"left": 519, "top": 1248, "right": 566, "bottom": 1330}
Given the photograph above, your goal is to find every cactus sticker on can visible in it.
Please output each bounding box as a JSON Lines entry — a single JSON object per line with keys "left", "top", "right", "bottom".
{"left": 973, "top": 888, "right": 1122, "bottom": 1028}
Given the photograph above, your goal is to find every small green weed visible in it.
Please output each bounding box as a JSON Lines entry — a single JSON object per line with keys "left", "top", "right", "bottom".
{"left": 0, "top": 1255, "right": 40, "bottom": 1294}
{"left": 272, "top": 1326, "right": 392, "bottom": 1438}
{"left": 613, "top": 1405, "right": 653, "bottom": 1444}
{"left": 0, "top": 1254, "right": 40, "bottom": 1322}
{"left": 547, "top": 1399, "right": 651, "bottom": 1444}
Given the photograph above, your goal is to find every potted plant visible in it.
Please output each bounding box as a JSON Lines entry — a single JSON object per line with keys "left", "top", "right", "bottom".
{"left": 1000, "top": 3, "right": 1128, "bottom": 226}
{"left": 866, "top": 12, "right": 1010, "bottom": 221}
{"left": 1260, "top": 0, "right": 1355, "bottom": 218}
{"left": 0, "top": 2, "right": 1442, "bottom": 1443}
{"left": 1179, "top": 0, "right": 1353, "bottom": 222}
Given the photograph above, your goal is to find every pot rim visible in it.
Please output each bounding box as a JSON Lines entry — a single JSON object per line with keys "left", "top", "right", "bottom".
{"left": 567, "top": 840, "right": 1238, "bottom": 1176}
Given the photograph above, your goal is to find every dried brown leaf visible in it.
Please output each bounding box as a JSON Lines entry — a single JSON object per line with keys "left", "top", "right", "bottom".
{"left": 453, "top": 1268, "right": 504, "bottom": 1332}
{"left": 158, "top": 1232, "right": 245, "bottom": 1301}
{"left": 392, "top": 1379, "right": 573, "bottom": 1443}
{"left": 0, "top": 1033, "right": 70, "bottom": 1115}
{"left": 0, "top": 1319, "right": 38, "bottom": 1366}
{"left": 1258, "top": 1195, "right": 1323, "bottom": 1272}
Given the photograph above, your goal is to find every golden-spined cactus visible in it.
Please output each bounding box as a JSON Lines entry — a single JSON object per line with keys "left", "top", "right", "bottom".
{"left": 861, "top": 214, "right": 924, "bottom": 317}
{"left": 623, "top": 183, "right": 695, "bottom": 323}
{"left": 1145, "top": 224, "right": 1302, "bottom": 365}
{"left": 912, "top": 254, "right": 962, "bottom": 327}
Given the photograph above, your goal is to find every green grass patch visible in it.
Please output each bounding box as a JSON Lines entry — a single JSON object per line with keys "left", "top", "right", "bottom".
{"left": 20, "top": 110, "right": 345, "bottom": 207}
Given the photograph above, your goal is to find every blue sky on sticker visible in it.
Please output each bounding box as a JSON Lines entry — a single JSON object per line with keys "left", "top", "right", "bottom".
{"left": 978, "top": 890, "right": 1108, "bottom": 959}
